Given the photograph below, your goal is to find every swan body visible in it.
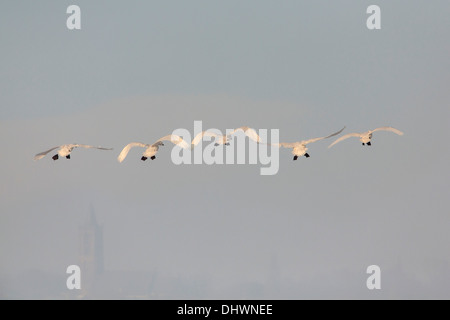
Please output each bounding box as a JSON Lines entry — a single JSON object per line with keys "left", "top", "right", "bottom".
{"left": 118, "top": 135, "right": 188, "bottom": 162}
{"left": 328, "top": 126, "right": 404, "bottom": 148}
{"left": 34, "top": 144, "right": 113, "bottom": 161}
{"left": 279, "top": 127, "right": 345, "bottom": 160}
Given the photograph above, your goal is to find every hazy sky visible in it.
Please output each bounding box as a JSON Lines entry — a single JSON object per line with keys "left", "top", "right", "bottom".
{"left": 1, "top": 1, "right": 449, "bottom": 299}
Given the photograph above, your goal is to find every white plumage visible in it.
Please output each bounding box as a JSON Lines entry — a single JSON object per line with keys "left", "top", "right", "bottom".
{"left": 328, "top": 126, "right": 404, "bottom": 148}
{"left": 278, "top": 127, "right": 346, "bottom": 160}
{"left": 34, "top": 144, "right": 113, "bottom": 161}
{"left": 117, "top": 135, "right": 189, "bottom": 163}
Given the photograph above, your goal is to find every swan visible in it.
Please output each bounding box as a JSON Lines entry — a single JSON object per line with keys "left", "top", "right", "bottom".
{"left": 278, "top": 127, "right": 345, "bottom": 160}
{"left": 34, "top": 144, "right": 113, "bottom": 161}
{"left": 117, "top": 135, "right": 189, "bottom": 162}
{"left": 191, "top": 126, "right": 261, "bottom": 147}
{"left": 328, "top": 126, "right": 403, "bottom": 148}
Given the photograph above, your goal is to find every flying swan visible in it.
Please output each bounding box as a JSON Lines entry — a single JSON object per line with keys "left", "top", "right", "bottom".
{"left": 278, "top": 127, "right": 346, "bottom": 160}
{"left": 191, "top": 126, "right": 261, "bottom": 147}
{"left": 34, "top": 144, "right": 113, "bottom": 161}
{"left": 117, "top": 135, "right": 189, "bottom": 162}
{"left": 328, "top": 126, "right": 404, "bottom": 148}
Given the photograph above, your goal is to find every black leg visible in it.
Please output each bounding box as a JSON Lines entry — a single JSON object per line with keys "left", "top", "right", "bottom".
{"left": 66, "top": 155, "right": 70, "bottom": 159}
{"left": 150, "top": 156, "right": 156, "bottom": 160}
{"left": 293, "top": 156, "right": 298, "bottom": 161}
{"left": 305, "top": 153, "right": 310, "bottom": 158}
{"left": 367, "top": 141, "right": 371, "bottom": 146}
{"left": 141, "top": 156, "right": 147, "bottom": 161}
{"left": 52, "top": 154, "right": 59, "bottom": 161}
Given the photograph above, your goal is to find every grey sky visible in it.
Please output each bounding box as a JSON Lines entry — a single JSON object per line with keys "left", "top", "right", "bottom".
{"left": 1, "top": 1, "right": 449, "bottom": 299}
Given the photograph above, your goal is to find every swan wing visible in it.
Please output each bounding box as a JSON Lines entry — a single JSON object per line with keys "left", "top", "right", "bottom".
{"left": 226, "top": 126, "right": 249, "bottom": 137}
{"left": 72, "top": 144, "right": 113, "bottom": 150}
{"left": 156, "top": 135, "right": 189, "bottom": 149}
{"left": 34, "top": 146, "right": 60, "bottom": 160}
{"left": 191, "top": 131, "right": 219, "bottom": 146}
{"left": 371, "top": 126, "right": 404, "bottom": 136}
{"left": 302, "top": 126, "right": 346, "bottom": 145}
{"left": 328, "top": 132, "right": 361, "bottom": 148}
{"left": 117, "top": 142, "right": 148, "bottom": 163}
{"left": 191, "top": 132, "right": 206, "bottom": 146}
{"left": 244, "top": 128, "right": 261, "bottom": 143}
{"left": 228, "top": 126, "right": 261, "bottom": 143}
{"left": 278, "top": 142, "right": 297, "bottom": 149}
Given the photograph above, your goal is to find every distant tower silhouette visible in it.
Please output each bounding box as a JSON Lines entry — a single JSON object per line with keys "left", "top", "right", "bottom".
{"left": 79, "top": 205, "right": 104, "bottom": 291}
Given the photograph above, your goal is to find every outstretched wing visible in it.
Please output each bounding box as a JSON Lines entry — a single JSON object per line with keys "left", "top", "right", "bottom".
{"left": 156, "top": 135, "right": 189, "bottom": 149}
{"left": 191, "top": 131, "right": 220, "bottom": 146}
{"left": 34, "top": 146, "right": 60, "bottom": 160}
{"left": 226, "top": 126, "right": 249, "bottom": 137}
{"left": 278, "top": 142, "right": 298, "bottom": 149}
{"left": 117, "top": 142, "right": 148, "bottom": 163}
{"left": 328, "top": 132, "right": 361, "bottom": 148}
{"left": 371, "top": 126, "right": 404, "bottom": 136}
{"left": 73, "top": 144, "right": 113, "bottom": 150}
{"left": 227, "top": 126, "right": 261, "bottom": 143}
{"left": 302, "top": 126, "right": 346, "bottom": 145}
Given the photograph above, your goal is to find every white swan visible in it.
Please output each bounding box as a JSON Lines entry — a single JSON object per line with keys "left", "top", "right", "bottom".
{"left": 117, "top": 135, "right": 189, "bottom": 163}
{"left": 278, "top": 127, "right": 346, "bottom": 160}
{"left": 191, "top": 126, "right": 261, "bottom": 147}
{"left": 328, "top": 126, "right": 404, "bottom": 148}
{"left": 34, "top": 144, "right": 113, "bottom": 161}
